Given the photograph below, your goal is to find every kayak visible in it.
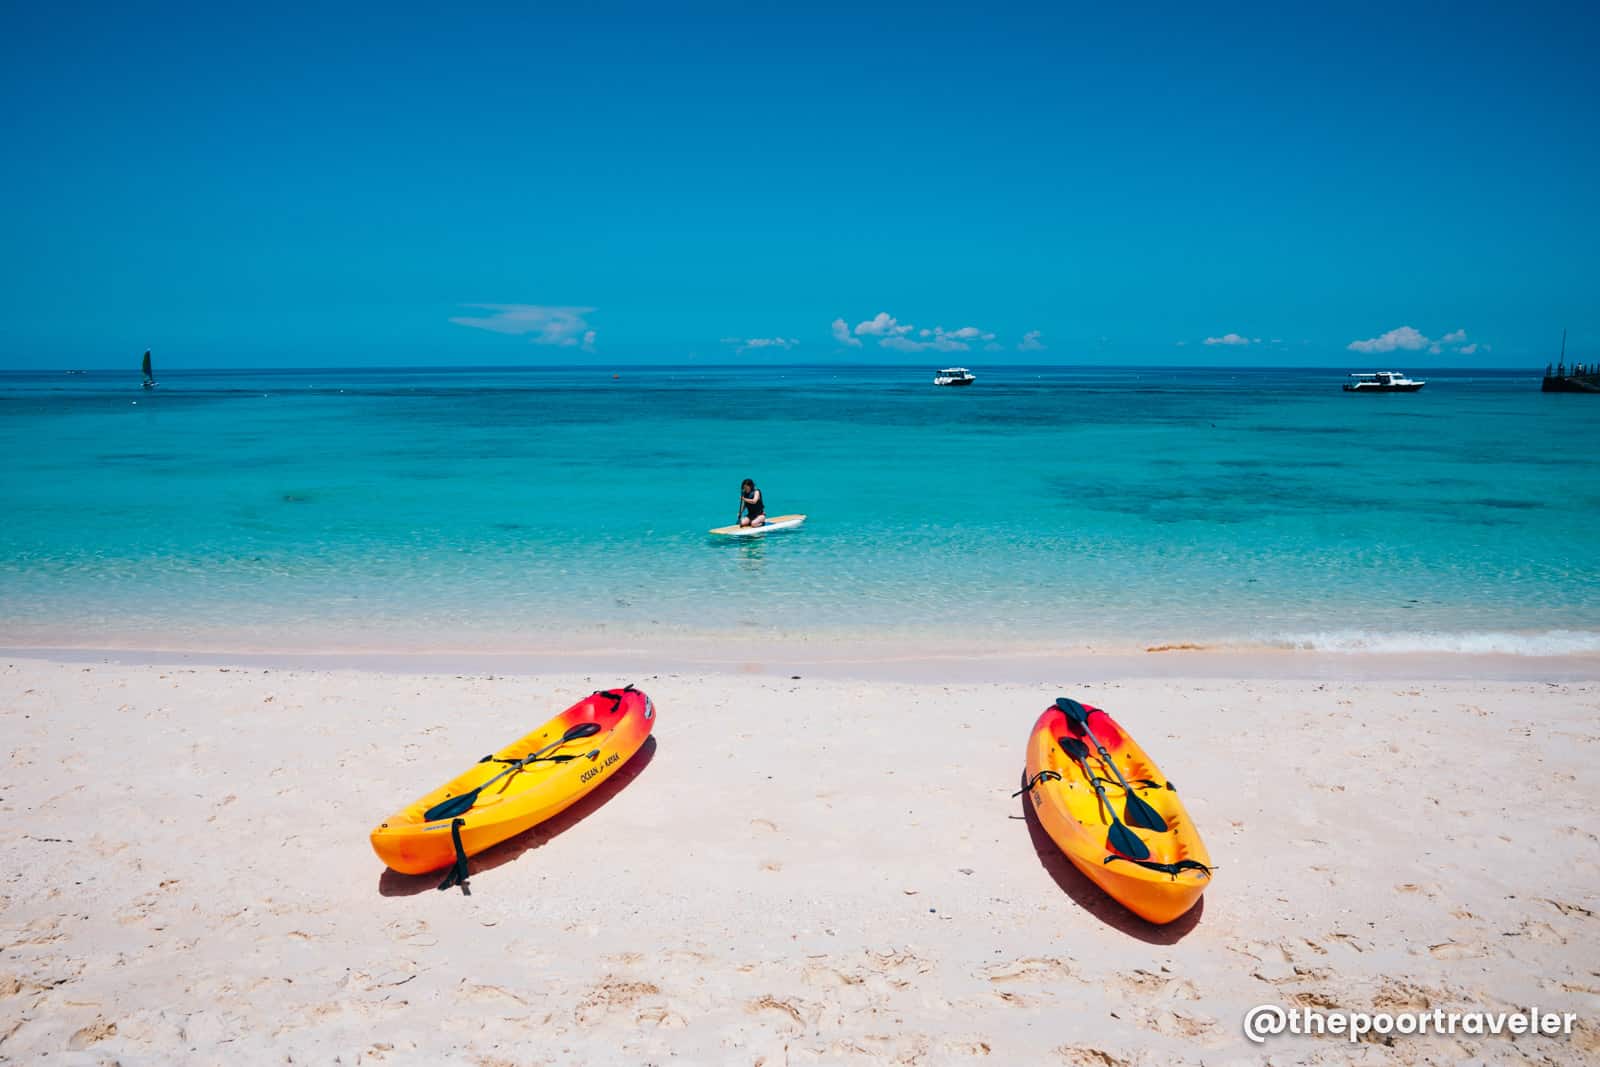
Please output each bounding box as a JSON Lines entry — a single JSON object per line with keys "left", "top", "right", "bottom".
{"left": 708, "top": 513, "right": 806, "bottom": 536}
{"left": 1021, "top": 698, "right": 1212, "bottom": 924}
{"left": 371, "top": 686, "right": 654, "bottom": 880}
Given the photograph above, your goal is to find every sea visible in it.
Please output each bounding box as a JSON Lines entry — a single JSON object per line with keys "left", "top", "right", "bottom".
{"left": 2, "top": 364, "right": 1596, "bottom": 655}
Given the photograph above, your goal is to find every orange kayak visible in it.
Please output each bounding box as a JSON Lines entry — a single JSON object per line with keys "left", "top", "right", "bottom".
{"left": 1021, "top": 698, "right": 1212, "bottom": 924}
{"left": 371, "top": 686, "right": 654, "bottom": 881}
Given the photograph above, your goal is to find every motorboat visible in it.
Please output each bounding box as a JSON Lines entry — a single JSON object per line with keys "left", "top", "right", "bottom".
{"left": 934, "top": 367, "right": 976, "bottom": 387}
{"left": 1343, "top": 371, "right": 1424, "bottom": 393}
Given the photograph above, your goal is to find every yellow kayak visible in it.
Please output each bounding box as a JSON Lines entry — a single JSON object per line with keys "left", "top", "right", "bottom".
{"left": 371, "top": 686, "right": 654, "bottom": 887}
{"left": 1021, "top": 697, "right": 1212, "bottom": 924}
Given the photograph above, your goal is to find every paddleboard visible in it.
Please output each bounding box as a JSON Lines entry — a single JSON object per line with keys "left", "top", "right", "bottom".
{"left": 708, "top": 513, "right": 806, "bottom": 537}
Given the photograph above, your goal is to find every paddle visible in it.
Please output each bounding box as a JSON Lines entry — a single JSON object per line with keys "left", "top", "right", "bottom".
{"left": 1058, "top": 735, "right": 1150, "bottom": 861}
{"left": 1055, "top": 697, "right": 1169, "bottom": 833}
{"left": 423, "top": 721, "right": 602, "bottom": 822}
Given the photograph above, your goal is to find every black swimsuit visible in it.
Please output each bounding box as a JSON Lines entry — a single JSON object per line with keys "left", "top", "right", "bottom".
{"left": 744, "top": 490, "right": 764, "bottom": 520}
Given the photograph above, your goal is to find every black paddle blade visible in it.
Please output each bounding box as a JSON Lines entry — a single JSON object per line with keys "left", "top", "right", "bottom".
{"left": 564, "top": 721, "right": 602, "bottom": 741}
{"left": 1122, "top": 790, "right": 1170, "bottom": 833}
{"left": 1107, "top": 819, "right": 1151, "bottom": 861}
{"left": 1058, "top": 736, "right": 1090, "bottom": 760}
{"left": 424, "top": 790, "right": 478, "bottom": 823}
{"left": 1055, "top": 697, "right": 1090, "bottom": 727}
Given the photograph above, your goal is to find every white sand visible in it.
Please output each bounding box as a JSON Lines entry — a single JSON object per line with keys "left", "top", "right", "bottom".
{"left": 2, "top": 656, "right": 1597, "bottom": 1065}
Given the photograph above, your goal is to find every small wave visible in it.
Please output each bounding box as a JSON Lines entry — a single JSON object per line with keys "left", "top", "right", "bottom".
{"left": 1267, "top": 629, "right": 1600, "bottom": 656}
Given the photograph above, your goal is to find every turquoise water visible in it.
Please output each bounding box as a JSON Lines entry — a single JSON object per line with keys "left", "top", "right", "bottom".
{"left": 2, "top": 365, "right": 1596, "bottom": 653}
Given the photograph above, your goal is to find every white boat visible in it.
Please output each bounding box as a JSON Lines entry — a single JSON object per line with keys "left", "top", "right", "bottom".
{"left": 934, "top": 367, "right": 975, "bottom": 387}
{"left": 1343, "top": 371, "right": 1425, "bottom": 393}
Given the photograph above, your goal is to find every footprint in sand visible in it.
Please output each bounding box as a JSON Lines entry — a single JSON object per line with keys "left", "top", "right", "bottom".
{"left": 1136, "top": 1007, "right": 1220, "bottom": 1043}
{"left": 750, "top": 818, "right": 779, "bottom": 833}
{"left": 980, "top": 957, "right": 1072, "bottom": 984}
{"left": 12, "top": 916, "right": 69, "bottom": 943}
{"left": 1543, "top": 898, "right": 1595, "bottom": 918}
{"left": 636, "top": 1005, "right": 688, "bottom": 1029}
{"left": 939, "top": 1038, "right": 992, "bottom": 1057}
{"left": 863, "top": 947, "right": 933, "bottom": 977}
{"left": 1293, "top": 990, "right": 1341, "bottom": 1010}
{"left": 1106, "top": 968, "right": 1175, "bottom": 997}
{"left": 1052, "top": 1046, "right": 1135, "bottom": 1067}
{"left": 1509, "top": 919, "right": 1566, "bottom": 944}
{"left": 457, "top": 982, "right": 527, "bottom": 1010}
{"left": 574, "top": 978, "right": 662, "bottom": 1026}
{"left": 1373, "top": 979, "right": 1436, "bottom": 1012}
{"left": 1427, "top": 941, "right": 1487, "bottom": 960}
{"left": 746, "top": 994, "right": 813, "bottom": 1031}
{"left": 802, "top": 964, "right": 866, "bottom": 990}
{"left": 386, "top": 919, "right": 436, "bottom": 946}
{"left": 68, "top": 1019, "right": 118, "bottom": 1050}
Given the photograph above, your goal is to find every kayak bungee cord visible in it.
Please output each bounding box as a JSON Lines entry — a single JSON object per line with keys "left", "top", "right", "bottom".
{"left": 423, "top": 721, "right": 602, "bottom": 823}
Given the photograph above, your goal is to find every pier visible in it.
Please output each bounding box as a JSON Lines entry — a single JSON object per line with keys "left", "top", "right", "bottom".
{"left": 1541, "top": 330, "right": 1598, "bottom": 392}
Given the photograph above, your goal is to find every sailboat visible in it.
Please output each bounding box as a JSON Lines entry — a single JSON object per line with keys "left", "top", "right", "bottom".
{"left": 141, "top": 350, "right": 157, "bottom": 390}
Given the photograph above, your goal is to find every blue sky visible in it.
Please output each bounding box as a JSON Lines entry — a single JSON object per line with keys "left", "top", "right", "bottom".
{"left": 3, "top": 2, "right": 1596, "bottom": 367}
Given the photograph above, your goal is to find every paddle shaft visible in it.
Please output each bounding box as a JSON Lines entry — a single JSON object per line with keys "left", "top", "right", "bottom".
{"left": 1082, "top": 725, "right": 1136, "bottom": 793}
{"left": 476, "top": 730, "right": 587, "bottom": 793}
{"left": 1059, "top": 736, "right": 1150, "bottom": 861}
{"left": 1056, "top": 698, "right": 1168, "bottom": 832}
{"left": 424, "top": 721, "right": 602, "bottom": 822}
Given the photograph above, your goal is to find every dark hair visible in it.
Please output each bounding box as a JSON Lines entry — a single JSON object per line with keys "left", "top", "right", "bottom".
{"left": 741, "top": 478, "right": 755, "bottom": 492}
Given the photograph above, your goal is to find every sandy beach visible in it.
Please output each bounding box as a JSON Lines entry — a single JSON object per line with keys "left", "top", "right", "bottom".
{"left": 2, "top": 653, "right": 1596, "bottom": 1065}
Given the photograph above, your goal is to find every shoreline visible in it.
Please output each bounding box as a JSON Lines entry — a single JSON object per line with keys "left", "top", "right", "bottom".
{"left": 4, "top": 637, "right": 1599, "bottom": 683}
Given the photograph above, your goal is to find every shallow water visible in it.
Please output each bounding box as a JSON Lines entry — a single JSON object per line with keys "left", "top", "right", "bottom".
{"left": 2, "top": 365, "right": 1595, "bottom": 653}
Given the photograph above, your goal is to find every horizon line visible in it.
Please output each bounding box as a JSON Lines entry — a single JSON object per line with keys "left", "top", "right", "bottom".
{"left": 1, "top": 362, "right": 1556, "bottom": 376}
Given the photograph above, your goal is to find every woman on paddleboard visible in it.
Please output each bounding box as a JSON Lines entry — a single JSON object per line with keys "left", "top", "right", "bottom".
{"left": 738, "top": 478, "right": 766, "bottom": 528}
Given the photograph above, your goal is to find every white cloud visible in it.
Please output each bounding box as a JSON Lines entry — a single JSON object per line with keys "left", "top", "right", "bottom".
{"left": 854, "top": 312, "right": 913, "bottom": 338}
{"left": 880, "top": 325, "right": 993, "bottom": 352}
{"left": 450, "top": 304, "right": 597, "bottom": 347}
{"left": 1348, "top": 325, "right": 1476, "bottom": 356}
{"left": 983, "top": 341, "right": 1003, "bottom": 352}
{"left": 1204, "top": 333, "right": 1254, "bottom": 346}
{"left": 1018, "top": 330, "right": 1046, "bottom": 352}
{"left": 725, "top": 336, "right": 799, "bottom": 354}
{"left": 1346, "top": 325, "right": 1429, "bottom": 354}
{"left": 837, "top": 312, "right": 997, "bottom": 352}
